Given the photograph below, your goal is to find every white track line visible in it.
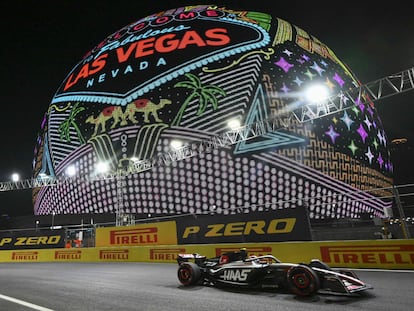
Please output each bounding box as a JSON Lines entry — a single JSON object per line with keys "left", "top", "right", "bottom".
{"left": 0, "top": 294, "right": 54, "bottom": 311}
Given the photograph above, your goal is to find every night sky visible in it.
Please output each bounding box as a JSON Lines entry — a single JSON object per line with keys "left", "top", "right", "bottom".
{"left": 1, "top": 0, "right": 413, "bottom": 216}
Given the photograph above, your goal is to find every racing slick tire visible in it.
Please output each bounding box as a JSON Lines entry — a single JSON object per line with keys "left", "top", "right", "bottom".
{"left": 177, "top": 262, "right": 201, "bottom": 286}
{"left": 287, "top": 264, "right": 320, "bottom": 296}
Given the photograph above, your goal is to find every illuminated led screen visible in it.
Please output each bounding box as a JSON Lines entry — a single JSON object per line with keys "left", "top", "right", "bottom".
{"left": 32, "top": 5, "right": 393, "bottom": 218}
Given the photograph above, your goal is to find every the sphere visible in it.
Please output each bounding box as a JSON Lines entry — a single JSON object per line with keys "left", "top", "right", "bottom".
{"left": 32, "top": 5, "right": 393, "bottom": 218}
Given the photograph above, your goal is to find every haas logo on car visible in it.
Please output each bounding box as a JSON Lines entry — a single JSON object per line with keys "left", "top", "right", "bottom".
{"left": 220, "top": 269, "right": 251, "bottom": 282}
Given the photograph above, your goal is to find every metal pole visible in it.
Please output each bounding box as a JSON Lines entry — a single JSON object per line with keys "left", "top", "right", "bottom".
{"left": 304, "top": 201, "right": 314, "bottom": 241}
{"left": 116, "top": 169, "right": 125, "bottom": 227}
{"left": 51, "top": 212, "right": 55, "bottom": 230}
{"left": 392, "top": 186, "right": 411, "bottom": 238}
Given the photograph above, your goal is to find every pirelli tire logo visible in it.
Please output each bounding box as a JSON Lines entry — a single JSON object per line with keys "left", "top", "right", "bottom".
{"left": 55, "top": 250, "right": 82, "bottom": 260}
{"left": 11, "top": 251, "right": 39, "bottom": 261}
{"left": 150, "top": 248, "right": 186, "bottom": 261}
{"left": 109, "top": 227, "right": 158, "bottom": 245}
{"left": 320, "top": 244, "right": 414, "bottom": 265}
{"left": 99, "top": 249, "right": 129, "bottom": 260}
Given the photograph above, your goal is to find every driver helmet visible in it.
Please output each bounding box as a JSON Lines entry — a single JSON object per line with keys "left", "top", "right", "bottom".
{"left": 240, "top": 247, "right": 248, "bottom": 260}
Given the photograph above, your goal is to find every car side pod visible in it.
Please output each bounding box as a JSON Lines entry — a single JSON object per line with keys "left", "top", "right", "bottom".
{"left": 286, "top": 265, "right": 320, "bottom": 296}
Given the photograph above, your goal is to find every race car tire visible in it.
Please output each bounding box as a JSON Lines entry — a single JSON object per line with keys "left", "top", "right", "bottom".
{"left": 287, "top": 264, "right": 320, "bottom": 296}
{"left": 177, "top": 262, "right": 201, "bottom": 286}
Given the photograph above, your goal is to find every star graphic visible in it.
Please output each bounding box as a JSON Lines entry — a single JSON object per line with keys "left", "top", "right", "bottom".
{"left": 333, "top": 73, "right": 345, "bottom": 87}
{"left": 325, "top": 78, "right": 336, "bottom": 90}
{"left": 282, "top": 49, "right": 293, "bottom": 57}
{"left": 340, "top": 111, "right": 354, "bottom": 130}
{"left": 310, "top": 61, "right": 325, "bottom": 76}
{"left": 377, "top": 153, "right": 384, "bottom": 168}
{"left": 348, "top": 140, "right": 358, "bottom": 155}
{"left": 377, "top": 130, "right": 386, "bottom": 146}
{"left": 363, "top": 115, "right": 372, "bottom": 130}
{"left": 320, "top": 60, "right": 328, "bottom": 67}
{"left": 325, "top": 125, "right": 340, "bottom": 143}
{"left": 280, "top": 83, "right": 290, "bottom": 94}
{"left": 365, "top": 146, "right": 375, "bottom": 164}
{"left": 357, "top": 124, "right": 368, "bottom": 143}
{"left": 357, "top": 99, "right": 365, "bottom": 112}
{"left": 304, "top": 69, "right": 316, "bottom": 80}
{"left": 388, "top": 161, "right": 393, "bottom": 172}
{"left": 293, "top": 76, "right": 304, "bottom": 86}
{"left": 352, "top": 106, "right": 360, "bottom": 116}
{"left": 376, "top": 131, "right": 382, "bottom": 143}
{"left": 372, "top": 138, "right": 379, "bottom": 149}
{"left": 339, "top": 93, "right": 349, "bottom": 105}
{"left": 301, "top": 54, "right": 310, "bottom": 62}
{"left": 275, "top": 57, "right": 294, "bottom": 73}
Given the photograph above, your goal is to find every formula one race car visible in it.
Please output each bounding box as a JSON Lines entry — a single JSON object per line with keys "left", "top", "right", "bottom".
{"left": 177, "top": 248, "right": 373, "bottom": 296}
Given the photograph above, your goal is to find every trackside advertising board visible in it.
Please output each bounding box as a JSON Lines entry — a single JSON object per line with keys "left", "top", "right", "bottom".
{"left": 94, "top": 210, "right": 311, "bottom": 247}
{"left": 0, "top": 240, "right": 413, "bottom": 269}
{"left": 95, "top": 221, "right": 177, "bottom": 247}
{"left": 175, "top": 209, "right": 312, "bottom": 244}
{"left": 0, "top": 229, "right": 65, "bottom": 250}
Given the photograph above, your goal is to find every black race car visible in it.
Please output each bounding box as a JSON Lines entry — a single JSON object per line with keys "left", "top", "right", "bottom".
{"left": 177, "top": 248, "right": 373, "bottom": 296}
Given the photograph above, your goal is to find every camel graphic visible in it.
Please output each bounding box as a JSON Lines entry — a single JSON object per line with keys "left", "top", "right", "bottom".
{"left": 123, "top": 98, "right": 172, "bottom": 123}
{"left": 85, "top": 98, "right": 172, "bottom": 136}
{"left": 85, "top": 106, "right": 125, "bottom": 136}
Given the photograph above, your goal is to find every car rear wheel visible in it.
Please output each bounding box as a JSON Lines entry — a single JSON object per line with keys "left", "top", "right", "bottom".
{"left": 177, "top": 262, "right": 201, "bottom": 286}
{"left": 287, "top": 264, "right": 320, "bottom": 296}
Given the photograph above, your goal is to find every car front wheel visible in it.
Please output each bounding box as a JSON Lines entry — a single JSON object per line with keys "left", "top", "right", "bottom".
{"left": 287, "top": 264, "right": 320, "bottom": 296}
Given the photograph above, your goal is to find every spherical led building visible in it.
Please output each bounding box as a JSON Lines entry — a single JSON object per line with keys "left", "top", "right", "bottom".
{"left": 32, "top": 5, "right": 393, "bottom": 219}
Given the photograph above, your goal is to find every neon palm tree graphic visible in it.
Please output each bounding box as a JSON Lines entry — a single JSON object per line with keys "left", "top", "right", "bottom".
{"left": 58, "top": 102, "right": 86, "bottom": 144}
{"left": 172, "top": 73, "right": 226, "bottom": 126}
